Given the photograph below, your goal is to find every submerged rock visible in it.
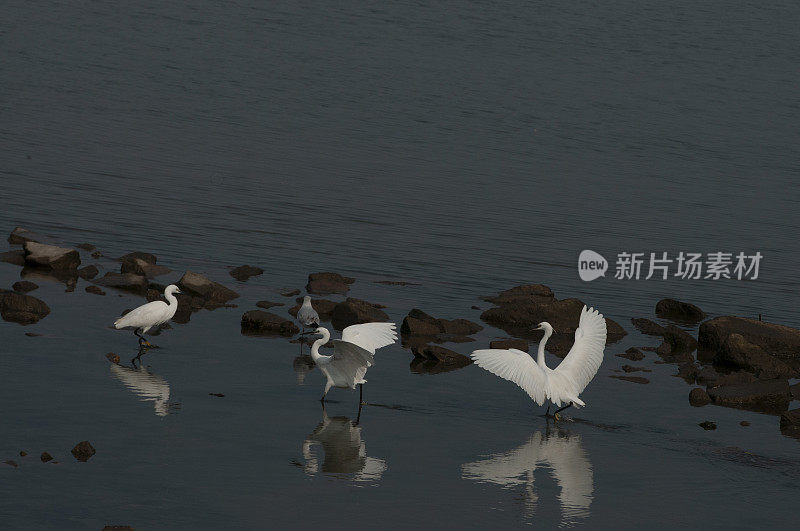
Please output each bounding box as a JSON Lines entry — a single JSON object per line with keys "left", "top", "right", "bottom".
{"left": 707, "top": 379, "right": 791, "bottom": 414}
{"left": 85, "top": 285, "right": 106, "bottom": 296}
{"left": 71, "top": 441, "right": 96, "bottom": 462}
{"left": 120, "top": 257, "right": 170, "bottom": 278}
{"left": 655, "top": 298, "right": 706, "bottom": 323}
{"left": 0, "top": 249, "right": 25, "bottom": 266}
{"left": 178, "top": 271, "right": 239, "bottom": 306}
{"left": 256, "top": 300, "right": 284, "bottom": 309}
{"left": 401, "top": 309, "right": 483, "bottom": 339}
{"left": 279, "top": 288, "right": 301, "bottom": 297}
{"left": 609, "top": 375, "right": 650, "bottom": 384}
{"left": 241, "top": 310, "right": 299, "bottom": 336}
{"left": 409, "top": 344, "right": 472, "bottom": 373}
{"left": 689, "top": 388, "right": 711, "bottom": 406}
{"left": 117, "top": 251, "right": 157, "bottom": 265}
{"left": 779, "top": 409, "right": 800, "bottom": 439}
{"left": 621, "top": 365, "right": 650, "bottom": 373}
{"left": 12, "top": 281, "right": 38, "bottom": 293}
{"left": 631, "top": 318, "right": 666, "bottom": 336}
{"left": 23, "top": 241, "right": 80, "bottom": 271}
{"left": 40, "top": 452, "right": 54, "bottom": 463}
{"left": 76, "top": 243, "right": 96, "bottom": 251}
{"left": 489, "top": 339, "right": 528, "bottom": 352}
{"left": 77, "top": 264, "right": 99, "bottom": 280}
{"left": 331, "top": 298, "right": 390, "bottom": 330}
{"left": 230, "top": 265, "right": 264, "bottom": 281}
{"left": 8, "top": 227, "right": 54, "bottom": 246}
{"left": 93, "top": 272, "right": 148, "bottom": 294}
{"left": 306, "top": 272, "right": 355, "bottom": 295}
{"left": 481, "top": 284, "right": 554, "bottom": 304}
{"left": 698, "top": 421, "right": 717, "bottom": 430}
{"left": 375, "top": 280, "right": 418, "bottom": 286}
{"left": 0, "top": 290, "right": 50, "bottom": 324}
{"left": 616, "top": 347, "right": 645, "bottom": 361}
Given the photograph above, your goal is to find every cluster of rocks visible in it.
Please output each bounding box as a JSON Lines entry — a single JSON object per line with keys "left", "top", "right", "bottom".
{"left": 147, "top": 271, "right": 239, "bottom": 324}
{"left": 479, "top": 284, "right": 627, "bottom": 355}
{"left": 3, "top": 441, "right": 96, "bottom": 467}
{"left": 400, "top": 309, "right": 481, "bottom": 373}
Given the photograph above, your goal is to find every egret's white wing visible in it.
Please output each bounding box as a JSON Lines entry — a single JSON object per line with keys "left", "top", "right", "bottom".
{"left": 340, "top": 322, "right": 397, "bottom": 354}
{"left": 329, "top": 340, "right": 376, "bottom": 388}
{"left": 553, "top": 306, "right": 607, "bottom": 394}
{"left": 114, "top": 300, "right": 170, "bottom": 329}
{"left": 471, "top": 348, "right": 547, "bottom": 405}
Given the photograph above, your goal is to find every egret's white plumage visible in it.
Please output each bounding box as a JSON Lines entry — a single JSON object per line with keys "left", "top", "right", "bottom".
{"left": 297, "top": 295, "right": 320, "bottom": 329}
{"left": 471, "top": 305, "right": 607, "bottom": 411}
{"left": 114, "top": 284, "right": 181, "bottom": 346}
{"left": 310, "top": 323, "right": 397, "bottom": 400}
{"left": 301, "top": 407, "right": 387, "bottom": 481}
{"left": 110, "top": 363, "right": 171, "bottom": 417}
{"left": 462, "top": 430, "right": 593, "bottom": 524}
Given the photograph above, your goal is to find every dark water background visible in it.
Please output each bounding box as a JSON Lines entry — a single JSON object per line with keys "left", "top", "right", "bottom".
{"left": 2, "top": 1, "right": 799, "bottom": 528}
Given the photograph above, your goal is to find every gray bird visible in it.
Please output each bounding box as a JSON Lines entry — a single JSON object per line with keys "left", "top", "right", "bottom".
{"left": 297, "top": 295, "right": 320, "bottom": 334}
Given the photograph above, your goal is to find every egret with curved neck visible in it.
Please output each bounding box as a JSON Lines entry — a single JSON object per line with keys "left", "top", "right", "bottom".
{"left": 471, "top": 305, "right": 607, "bottom": 421}
{"left": 114, "top": 284, "right": 182, "bottom": 350}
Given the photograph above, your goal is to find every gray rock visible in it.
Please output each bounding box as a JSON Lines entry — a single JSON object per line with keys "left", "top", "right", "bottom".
{"left": 178, "top": 271, "right": 239, "bottom": 306}
{"left": 8, "top": 227, "right": 54, "bottom": 246}
{"left": 331, "top": 298, "right": 390, "bottom": 330}
{"left": 306, "top": 272, "right": 355, "bottom": 295}
{"left": 93, "top": 272, "right": 148, "bottom": 294}
{"left": 714, "top": 333, "right": 796, "bottom": 379}
{"left": 655, "top": 298, "right": 706, "bottom": 323}
{"left": 707, "top": 379, "right": 791, "bottom": 414}
{"left": 23, "top": 241, "right": 80, "bottom": 271}
{"left": 121, "top": 257, "right": 170, "bottom": 278}
{"left": 0, "top": 290, "right": 50, "bottom": 324}
{"left": 241, "top": 310, "right": 299, "bottom": 336}
{"left": 77, "top": 264, "right": 99, "bottom": 280}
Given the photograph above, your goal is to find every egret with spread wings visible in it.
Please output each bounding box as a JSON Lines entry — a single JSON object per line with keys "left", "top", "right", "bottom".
{"left": 471, "top": 305, "right": 607, "bottom": 420}
{"left": 309, "top": 323, "right": 397, "bottom": 403}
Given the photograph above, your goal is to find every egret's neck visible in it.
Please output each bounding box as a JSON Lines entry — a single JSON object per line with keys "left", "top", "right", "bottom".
{"left": 537, "top": 329, "right": 552, "bottom": 369}
{"left": 165, "top": 290, "right": 178, "bottom": 306}
{"left": 311, "top": 328, "right": 330, "bottom": 362}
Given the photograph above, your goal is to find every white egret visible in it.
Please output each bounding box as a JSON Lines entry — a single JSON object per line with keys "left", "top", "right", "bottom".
{"left": 297, "top": 295, "right": 320, "bottom": 333}
{"left": 471, "top": 305, "right": 606, "bottom": 420}
{"left": 114, "top": 284, "right": 182, "bottom": 349}
{"left": 309, "top": 323, "right": 397, "bottom": 403}
{"left": 462, "top": 430, "right": 593, "bottom": 524}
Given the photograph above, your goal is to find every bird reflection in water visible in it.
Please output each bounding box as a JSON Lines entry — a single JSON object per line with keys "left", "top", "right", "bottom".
{"left": 461, "top": 427, "right": 593, "bottom": 525}
{"left": 293, "top": 354, "right": 316, "bottom": 385}
{"left": 298, "top": 405, "right": 387, "bottom": 483}
{"left": 110, "top": 360, "right": 174, "bottom": 417}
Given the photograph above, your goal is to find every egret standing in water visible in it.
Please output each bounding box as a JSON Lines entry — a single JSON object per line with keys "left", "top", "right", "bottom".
{"left": 471, "top": 305, "right": 607, "bottom": 420}
{"left": 309, "top": 323, "right": 397, "bottom": 403}
{"left": 114, "top": 284, "right": 182, "bottom": 349}
{"left": 297, "top": 296, "right": 320, "bottom": 334}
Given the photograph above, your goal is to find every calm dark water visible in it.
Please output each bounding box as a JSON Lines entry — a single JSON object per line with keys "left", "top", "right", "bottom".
{"left": 2, "top": 0, "right": 799, "bottom": 528}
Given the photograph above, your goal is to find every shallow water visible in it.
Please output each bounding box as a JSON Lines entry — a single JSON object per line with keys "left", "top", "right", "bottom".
{"left": 2, "top": 0, "right": 799, "bottom": 528}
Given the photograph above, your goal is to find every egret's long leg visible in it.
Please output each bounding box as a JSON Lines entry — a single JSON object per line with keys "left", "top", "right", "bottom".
{"left": 359, "top": 384, "right": 364, "bottom": 405}
{"left": 134, "top": 329, "right": 150, "bottom": 348}
{"left": 554, "top": 402, "right": 573, "bottom": 421}
{"left": 545, "top": 403, "right": 551, "bottom": 417}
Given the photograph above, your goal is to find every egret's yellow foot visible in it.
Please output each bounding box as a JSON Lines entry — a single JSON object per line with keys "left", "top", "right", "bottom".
{"left": 554, "top": 412, "right": 561, "bottom": 421}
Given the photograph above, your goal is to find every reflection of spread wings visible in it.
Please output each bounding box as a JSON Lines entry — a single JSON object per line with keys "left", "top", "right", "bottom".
{"left": 110, "top": 364, "right": 171, "bottom": 417}
{"left": 301, "top": 411, "right": 386, "bottom": 482}
{"left": 461, "top": 431, "right": 592, "bottom": 524}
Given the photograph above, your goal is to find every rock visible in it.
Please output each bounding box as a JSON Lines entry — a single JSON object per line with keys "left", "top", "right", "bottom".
{"left": 0, "top": 290, "right": 51, "bottom": 324}
{"left": 71, "top": 440, "right": 96, "bottom": 462}
{"left": 663, "top": 325, "right": 697, "bottom": 352}
{"left": 209, "top": 393, "right": 225, "bottom": 397}
{"left": 25, "top": 332, "right": 40, "bottom": 337}
{"left": 698, "top": 317, "right": 800, "bottom": 375}
{"left": 481, "top": 284, "right": 555, "bottom": 304}
{"left": 792, "top": 382, "right": 800, "bottom": 400}
{"left": 0, "top": 250, "right": 25, "bottom": 266}
{"left": 375, "top": 280, "right": 418, "bottom": 286}
{"left": 3, "top": 460, "right": 18, "bottom": 468}
{"left": 288, "top": 298, "right": 337, "bottom": 320}
{"left": 740, "top": 421, "right": 750, "bottom": 427}
{"left": 241, "top": 310, "right": 299, "bottom": 336}
{"left": 713, "top": 333, "right": 795, "bottom": 379}
{"left": 178, "top": 271, "right": 239, "bottom": 306}
{"left": 480, "top": 290, "right": 626, "bottom": 352}
{"left": 102, "top": 527, "right": 134, "bottom": 531}
{"left": 707, "top": 379, "right": 791, "bottom": 414}
{"left": 91, "top": 251, "right": 102, "bottom": 259}
{"left": 106, "top": 352, "right": 120, "bottom": 364}
{"left": 77, "top": 264, "right": 99, "bottom": 280}
{"left": 655, "top": 339, "right": 693, "bottom": 363}
{"left": 621, "top": 365, "right": 650, "bottom": 373}
{"left": 117, "top": 251, "right": 157, "bottom": 264}
{"left": 121, "top": 257, "right": 170, "bottom": 278}
{"left": 256, "top": 300, "right": 283, "bottom": 309}
{"left": 609, "top": 375, "right": 649, "bottom": 384}
{"left": 616, "top": 347, "right": 645, "bottom": 361}
{"left": 698, "top": 421, "right": 717, "bottom": 430}
{"left": 19, "top": 451, "right": 27, "bottom": 456}
{"left": 93, "top": 272, "right": 148, "bottom": 294}
{"left": 689, "top": 388, "right": 711, "bottom": 406}
{"left": 40, "top": 452, "right": 54, "bottom": 463}
{"left": 76, "top": 243, "right": 96, "bottom": 251}
{"left": 676, "top": 361, "right": 699, "bottom": 383}
{"left": 401, "top": 309, "right": 483, "bottom": 337}
{"left": 655, "top": 298, "right": 706, "bottom": 323}
{"left": 280, "top": 289, "right": 301, "bottom": 297}
{"left": 12, "top": 281, "right": 38, "bottom": 293}
{"left": 489, "top": 339, "right": 528, "bottom": 352}
{"left": 471, "top": 305, "right": 480, "bottom": 310}
{"left": 631, "top": 318, "right": 666, "bottom": 336}
{"left": 331, "top": 298, "right": 390, "bottom": 330}
{"left": 410, "top": 344, "right": 472, "bottom": 367}
{"left": 306, "top": 272, "right": 355, "bottom": 295}
{"left": 85, "top": 285, "right": 106, "bottom": 296}
{"left": 8, "top": 227, "right": 53, "bottom": 245}
{"left": 779, "top": 409, "right": 800, "bottom": 438}
{"left": 23, "top": 241, "right": 80, "bottom": 271}
{"left": 230, "top": 265, "right": 264, "bottom": 281}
